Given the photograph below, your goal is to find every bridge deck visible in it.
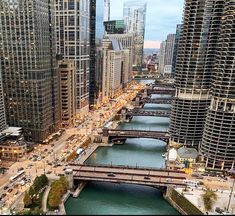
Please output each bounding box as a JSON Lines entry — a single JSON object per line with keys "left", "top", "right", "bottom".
{"left": 70, "top": 164, "right": 187, "bottom": 187}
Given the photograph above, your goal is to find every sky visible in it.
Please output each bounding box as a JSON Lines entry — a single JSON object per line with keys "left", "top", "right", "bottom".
{"left": 110, "top": 0, "right": 184, "bottom": 49}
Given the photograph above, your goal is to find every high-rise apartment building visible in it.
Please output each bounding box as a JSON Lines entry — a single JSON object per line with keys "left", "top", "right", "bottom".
{"left": 158, "top": 41, "right": 166, "bottom": 75}
{"left": 0, "top": 0, "right": 60, "bottom": 142}
{"left": 123, "top": 0, "right": 147, "bottom": 66}
{"left": 172, "top": 24, "right": 183, "bottom": 78}
{"left": 104, "top": 0, "right": 110, "bottom": 21}
{"left": 200, "top": 0, "right": 235, "bottom": 170}
{"left": 169, "top": 0, "right": 211, "bottom": 148}
{"left": 58, "top": 60, "right": 75, "bottom": 128}
{"left": 163, "top": 34, "right": 175, "bottom": 76}
{"left": 55, "top": 0, "right": 90, "bottom": 115}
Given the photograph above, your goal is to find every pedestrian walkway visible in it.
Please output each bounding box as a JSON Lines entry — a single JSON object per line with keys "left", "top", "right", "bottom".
{"left": 42, "top": 185, "right": 51, "bottom": 213}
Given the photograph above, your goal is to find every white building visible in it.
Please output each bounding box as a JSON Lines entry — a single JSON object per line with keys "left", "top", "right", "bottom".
{"left": 106, "top": 33, "right": 134, "bottom": 82}
{"left": 158, "top": 41, "right": 166, "bottom": 75}
{"left": 101, "top": 38, "right": 130, "bottom": 102}
{"left": 123, "top": 1, "right": 147, "bottom": 66}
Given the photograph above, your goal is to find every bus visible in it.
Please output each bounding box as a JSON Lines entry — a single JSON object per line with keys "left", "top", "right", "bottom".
{"left": 9, "top": 170, "right": 25, "bottom": 183}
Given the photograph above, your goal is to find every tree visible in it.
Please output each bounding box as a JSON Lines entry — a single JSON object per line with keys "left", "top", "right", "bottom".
{"left": 48, "top": 193, "right": 61, "bottom": 209}
{"left": 202, "top": 189, "right": 218, "bottom": 211}
{"left": 23, "top": 192, "right": 32, "bottom": 208}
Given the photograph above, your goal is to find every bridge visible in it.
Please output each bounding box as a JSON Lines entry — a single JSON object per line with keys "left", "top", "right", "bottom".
{"left": 69, "top": 164, "right": 187, "bottom": 188}
{"left": 103, "top": 128, "right": 169, "bottom": 142}
{"left": 126, "top": 108, "right": 170, "bottom": 118}
{"left": 138, "top": 97, "right": 172, "bottom": 105}
{"left": 140, "top": 87, "right": 175, "bottom": 96}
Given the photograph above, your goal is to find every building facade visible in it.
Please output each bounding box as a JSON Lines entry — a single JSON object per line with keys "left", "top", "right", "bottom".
{"left": 158, "top": 41, "right": 166, "bottom": 75}
{"left": 0, "top": 0, "right": 60, "bottom": 142}
{"left": 58, "top": 60, "right": 75, "bottom": 128}
{"left": 0, "top": 67, "right": 7, "bottom": 132}
{"left": 101, "top": 38, "right": 129, "bottom": 102}
{"left": 104, "top": 20, "right": 125, "bottom": 34}
{"left": 163, "top": 34, "right": 175, "bottom": 76}
{"left": 200, "top": 0, "right": 235, "bottom": 170}
{"left": 123, "top": 0, "right": 147, "bottom": 66}
{"left": 169, "top": 0, "right": 211, "bottom": 148}
{"left": 106, "top": 33, "right": 134, "bottom": 82}
{"left": 55, "top": 0, "right": 90, "bottom": 115}
{"left": 104, "top": 0, "right": 110, "bottom": 21}
{"left": 172, "top": 24, "right": 183, "bottom": 78}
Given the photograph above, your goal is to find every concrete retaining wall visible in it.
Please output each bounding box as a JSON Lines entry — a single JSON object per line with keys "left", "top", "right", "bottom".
{"left": 164, "top": 187, "right": 204, "bottom": 215}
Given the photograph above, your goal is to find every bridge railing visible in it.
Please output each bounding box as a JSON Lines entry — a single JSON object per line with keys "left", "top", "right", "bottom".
{"left": 69, "top": 163, "right": 185, "bottom": 174}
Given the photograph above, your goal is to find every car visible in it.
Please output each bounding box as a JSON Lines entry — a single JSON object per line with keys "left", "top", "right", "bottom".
{"left": 166, "top": 178, "right": 172, "bottom": 182}
{"left": 17, "top": 167, "right": 24, "bottom": 172}
{"left": 107, "top": 173, "right": 115, "bottom": 177}
{"left": 51, "top": 144, "right": 55, "bottom": 147}
{"left": 1, "top": 193, "right": 6, "bottom": 198}
{"left": 144, "top": 176, "right": 150, "bottom": 180}
{"left": 46, "top": 171, "right": 52, "bottom": 175}
{"left": 48, "top": 162, "right": 53, "bottom": 166}
{"left": 7, "top": 188, "right": 13, "bottom": 193}
{"left": 58, "top": 173, "right": 64, "bottom": 176}
{"left": 3, "top": 186, "right": 8, "bottom": 190}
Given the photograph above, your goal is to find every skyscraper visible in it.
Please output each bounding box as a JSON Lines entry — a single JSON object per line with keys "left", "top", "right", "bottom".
{"left": 55, "top": 0, "right": 90, "bottom": 115}
{"left": 0, "top": 0, "right": 60, "bottom": 142}
{"left": 169, "top": 0, "right": 211, "bottom": 148}
{"left": 163, "top": 34, "right": 175, "bottom": 77}
{"left": 200, "top": 0, "right": 235, "bottom": 170}
{"left": 123, "top": 0, "right": 147, "bottom": 66}
{"left": 158, "top": 41, "right": 166, "bottom": 75}
{"left": 172, "top": 24, "right": 183, "bottom": 78}
{"left": 104, "top": 0, "right": 110, "bottom": 21}
{"left": 106, "top": 33, "right": 134, "bottom": 82}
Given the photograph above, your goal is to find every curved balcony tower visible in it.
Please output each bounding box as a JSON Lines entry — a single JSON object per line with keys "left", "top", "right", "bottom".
{"left": 169, "top": 0, "right": 209, "bottom": 148}
{"left": 200, "top": 0, "right": 235, "bottom": 170}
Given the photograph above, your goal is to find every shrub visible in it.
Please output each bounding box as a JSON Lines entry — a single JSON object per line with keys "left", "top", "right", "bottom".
{"left": 202, "top": 189, "right": 218, "bottom": 211}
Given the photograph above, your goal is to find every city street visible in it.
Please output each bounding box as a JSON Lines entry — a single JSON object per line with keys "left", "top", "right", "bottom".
{"left": 0, "top": 81, "right": 145, "bottom": 211}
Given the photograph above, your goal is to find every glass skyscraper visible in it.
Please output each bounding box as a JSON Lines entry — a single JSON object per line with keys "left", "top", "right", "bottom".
{"left": 0, "top": 0, "right": 60, "bottom": 142}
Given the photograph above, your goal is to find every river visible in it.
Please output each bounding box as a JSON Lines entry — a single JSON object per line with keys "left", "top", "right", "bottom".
{"left": 65, "top": 80, "right": 179, "bottom": 215}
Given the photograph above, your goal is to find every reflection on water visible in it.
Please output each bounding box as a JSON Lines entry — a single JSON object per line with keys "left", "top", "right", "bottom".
{"left": 85, "top": 138, "right": 166, "bottom": 169}
{"left": 65, "top": 84, "right": 179, "bottom": 215}
{"left": 65, "top": 182, "right": 179, "bottom": 215}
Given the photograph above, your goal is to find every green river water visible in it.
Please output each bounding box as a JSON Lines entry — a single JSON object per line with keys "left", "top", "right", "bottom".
{"left": 65, "top": 80, "right": 179, "bottom": 215}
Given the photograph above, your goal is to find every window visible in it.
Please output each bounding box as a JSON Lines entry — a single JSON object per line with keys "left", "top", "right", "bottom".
{"left": 68, "top": 0, "right": 75, "bottom": 10}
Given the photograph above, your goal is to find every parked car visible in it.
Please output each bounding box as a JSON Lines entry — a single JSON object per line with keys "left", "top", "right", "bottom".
{"left": 107, "top": 173, "right": 115, "bottom": 177}
{"left": 144, "top": 176, "right": 150, "bottom": 180}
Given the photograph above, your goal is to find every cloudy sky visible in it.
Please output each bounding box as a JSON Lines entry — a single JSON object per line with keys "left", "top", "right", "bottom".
{"left": 110, "top": 0, "right": 184, "bottom": 49}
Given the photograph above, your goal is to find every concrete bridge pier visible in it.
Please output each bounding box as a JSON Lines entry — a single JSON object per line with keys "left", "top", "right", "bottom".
{"left": 65, "top": 169, "right": 74, "bottom": 190}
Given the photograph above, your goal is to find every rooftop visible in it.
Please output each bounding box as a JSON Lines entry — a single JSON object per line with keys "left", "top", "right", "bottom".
{"left": 178, "top": 147, "right": 199, "bottom": 160}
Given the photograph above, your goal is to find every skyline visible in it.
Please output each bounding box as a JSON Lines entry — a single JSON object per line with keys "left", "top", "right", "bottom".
{"left": 110, "top": 0, "right": 184, "bottom": 49}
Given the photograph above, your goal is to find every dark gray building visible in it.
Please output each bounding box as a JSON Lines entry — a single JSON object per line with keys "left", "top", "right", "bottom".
{"left": 89, "top": 0, "right": 106, "bottom": 107}
{"left": 0, "top": 0, "right": 60, "bottom": 142}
